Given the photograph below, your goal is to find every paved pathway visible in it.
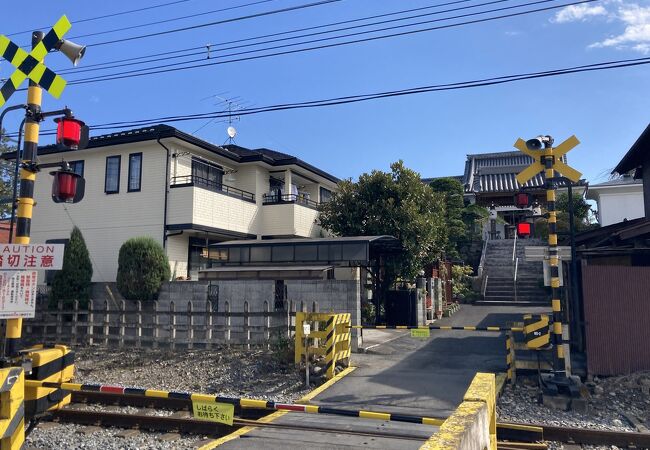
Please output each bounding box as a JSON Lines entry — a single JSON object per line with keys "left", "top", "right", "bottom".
{"left": 212, "top": 305, "right": 549, "bottom": 449}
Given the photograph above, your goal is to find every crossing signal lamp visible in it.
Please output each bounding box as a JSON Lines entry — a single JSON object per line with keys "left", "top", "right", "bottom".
{"left": 517, "top": 222, "right": 531, "bottom": 237}
{"left": 514, "top": 192, "right": 531, "bottom": 209}
{"left": 51, "top": 169, "right": 84, "bottom": 203}
{"left": 55, "top": 116, "right": 89, "bottom": 150}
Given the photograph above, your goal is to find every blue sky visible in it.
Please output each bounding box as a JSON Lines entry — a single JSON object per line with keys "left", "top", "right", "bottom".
{"left": 1, "top": 0, "right": 649, "bottom": 182}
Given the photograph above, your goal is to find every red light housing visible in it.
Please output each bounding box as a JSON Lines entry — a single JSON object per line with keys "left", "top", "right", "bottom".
{"left": 55, "top": 117, "right": 87, "bottom": 149}
{"left": 51, "top": 170, "right": 81, "bottom": 203}
{"left": 514, "top": 192, "right": 530, "bottom": 209}
{"left": 517, "top": 222, "right": 531, "bottom": 237}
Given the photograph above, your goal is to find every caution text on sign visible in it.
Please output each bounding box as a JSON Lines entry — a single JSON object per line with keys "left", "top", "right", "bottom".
{"left": 0, "top": 271, "right": 38, "bottom": 319}
{"left": 410, "top": 328, "right": 430, "bottom": 338}
{"left": 192, "top": 401, "right": 234, "bottom": 426}
{"left": 0, "top": 244, "right": 64, "bottom": 270}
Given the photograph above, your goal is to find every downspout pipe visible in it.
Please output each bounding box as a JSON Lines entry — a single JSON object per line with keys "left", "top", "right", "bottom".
{"left": 157, "top": 137, "right": 172, "bottom": 249}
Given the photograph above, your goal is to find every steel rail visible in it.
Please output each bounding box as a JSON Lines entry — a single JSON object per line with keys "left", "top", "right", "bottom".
{"left": 66, "top": 391, "right": 650, "bottom": 448}
{"left": 50, "top": 408, "right": 432, "bottom": 442}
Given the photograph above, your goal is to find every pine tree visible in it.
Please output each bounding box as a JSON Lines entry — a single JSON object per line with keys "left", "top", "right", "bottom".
{"left": 50, "top": 227, "right": 93, "bottom": 308}
{"left": 116, "top": 237, "right": 170, "bottom": 300}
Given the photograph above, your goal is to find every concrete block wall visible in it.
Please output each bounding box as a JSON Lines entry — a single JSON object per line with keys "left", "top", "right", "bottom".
{"left": 286, "top": 279, "right": 361, "bottom": 350}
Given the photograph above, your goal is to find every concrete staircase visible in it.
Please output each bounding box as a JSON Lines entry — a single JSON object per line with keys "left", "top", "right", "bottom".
{"left": 478, "top": 238, "right": 549, "bottom": 306}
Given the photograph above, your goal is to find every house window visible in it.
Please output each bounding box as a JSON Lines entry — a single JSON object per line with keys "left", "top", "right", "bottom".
{"left": 69, "top": 160, "right": 84, "bottom": 177}
{"left": 187, "top": 237, "right": 223, "bottom": 279}
{"left": 320, "top": 187, "right": 332, "bottom": 203}
{"left": 192, "top": 157, "right": 223, "bottom": 190}
{"left": 128, "top": 153, "right": 142, "bottom": 192}
{"left": 105, "top": 155, "right": 121, "bottom": 194}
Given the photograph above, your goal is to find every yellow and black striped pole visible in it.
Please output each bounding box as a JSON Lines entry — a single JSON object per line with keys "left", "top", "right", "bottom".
{"left": 543, "top": 146, "right": 565, "bottom": 378}
{"left": 5, "top": 31, "right": 44, "bottom": 358}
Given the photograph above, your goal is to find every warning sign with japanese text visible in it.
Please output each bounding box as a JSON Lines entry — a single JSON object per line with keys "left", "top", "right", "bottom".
{"left": 192, "top": 401, "right": 234, "bottom": 426}
{"left": 0, "top": 271, "right": 38, "bottom": 319}
{"left": 410, "top": 328, "right": 431, "bottom": 338}
{"left": 0, "top": 244, "right": 64, "bottom": 270}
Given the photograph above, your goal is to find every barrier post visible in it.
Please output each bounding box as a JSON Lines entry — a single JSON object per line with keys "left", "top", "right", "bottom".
{"left": 0, "top": 367, "right": 25, "bottom": 450}
{"left": 294, "top": 312, "right": 306, "bottom": 364}
{"left": 323, "top": 315, "right": 336, "bottom": 380}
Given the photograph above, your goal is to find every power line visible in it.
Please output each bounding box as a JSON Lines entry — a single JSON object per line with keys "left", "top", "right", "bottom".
{"left": 10, "top": 56, "right": 649, "bottom": 138}
{"left": 88, "top": 0, "right": 344, "bottom": 47}
{"left": 53, "top": 0, "right": 486, "bottom": 75}
{"left": 5, "top": 0, "right": 194, "bottom": 37}
{"left": 62, "top": 0, "right": 603, "bottom": 87}
{"left": 54, "top": 0, "right": 520, "bottom": 77}
{"left": 67, "top": 0, "right": 279, "bottom": 41}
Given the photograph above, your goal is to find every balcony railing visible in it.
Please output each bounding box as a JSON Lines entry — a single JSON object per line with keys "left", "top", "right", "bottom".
{"left": 263, "top": 193, "right": 319, "bottom": 209}
{"left": 171, "top": 175, "right": 255, "bottom": 203}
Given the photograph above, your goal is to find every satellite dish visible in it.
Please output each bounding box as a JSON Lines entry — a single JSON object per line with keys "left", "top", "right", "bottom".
{"left": 227, "top": 126, "right": 237, "bottom": 138}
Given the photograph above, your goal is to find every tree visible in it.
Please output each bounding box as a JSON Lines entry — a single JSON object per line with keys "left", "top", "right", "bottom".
{"left": 50, "top": 227, "right": 93, "bottom": 309}
{"left": 533, "top": 192, "right": 597, "bottom": 241}
{"left": 318, "top": 161, "right": 447, "bottom": 321}
{"left": 429, "top": 178, "right": 488, "bottom": 266}
{"left": 117, "top": 237, "right": 171, "bottom": 300}
{"left": 0, "top": 129, "right": 17, "bottom": 218}
{"left": 428, "top": 178, "right": 465, "bottom": 258}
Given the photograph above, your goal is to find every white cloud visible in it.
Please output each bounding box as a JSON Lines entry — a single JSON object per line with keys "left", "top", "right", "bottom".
{"left": 590, "top": 4, "right": 650, "bottom": 53}
{"left": 552, "top": 4, "right": 608, "bottom": 23}
{"left": 504, "top": 30, "right": 522, "bottom": 36}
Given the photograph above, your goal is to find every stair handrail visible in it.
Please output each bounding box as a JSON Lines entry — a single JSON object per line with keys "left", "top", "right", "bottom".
{"left": 511, "top": 231, "right": 518, "bottom": 263}
{"left": 481, "top": 274, "right": 489, "bottom": 298}
{"left": 513, "top": 257, "right": 519, "bottom": 302}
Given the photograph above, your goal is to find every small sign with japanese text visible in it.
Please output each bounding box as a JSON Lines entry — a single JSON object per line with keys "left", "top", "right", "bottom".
{"left": 410, "top": 328, "right": 430, "bottom": 338}
{"left": 192, "top": 401, "right": 234, "bottom": 426}
{"left": 0, "top": 271, "right": 38, "bottom": 319}
{"left": 0, "top": 244, "right": 64, "bottom": 270}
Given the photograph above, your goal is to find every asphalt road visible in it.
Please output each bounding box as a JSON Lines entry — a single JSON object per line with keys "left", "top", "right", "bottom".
{"left": 215, "top": 304, "right": 549, "bottom": 449}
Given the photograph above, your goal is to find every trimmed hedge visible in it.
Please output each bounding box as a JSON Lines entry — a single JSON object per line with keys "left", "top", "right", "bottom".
{"left": 116, "top": 237, "right": 170, "bottom": 300}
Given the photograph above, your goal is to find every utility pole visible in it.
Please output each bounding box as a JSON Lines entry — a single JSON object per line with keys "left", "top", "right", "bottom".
{"left": 5, "top": 31, "right": 44, "bottom": 358}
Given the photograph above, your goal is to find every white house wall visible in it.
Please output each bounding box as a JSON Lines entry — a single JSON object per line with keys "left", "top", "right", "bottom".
{"left": 31, "top": 142, "right": 167, "bottom": 282}
{"left": 167, "top": 186, "right": 259, "bottom": 235}
{"left": 166, "top": 233, "right": 189, "bottom": 279}
{"left": 598, "top": 191, "right": 644, "bottom": 226}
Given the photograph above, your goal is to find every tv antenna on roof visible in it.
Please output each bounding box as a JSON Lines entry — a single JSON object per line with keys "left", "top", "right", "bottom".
{"left": 193, "top": 94, "right": 254, "bottom": 145}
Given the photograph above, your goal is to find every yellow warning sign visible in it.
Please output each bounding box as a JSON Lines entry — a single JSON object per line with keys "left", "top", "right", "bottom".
{"left": 192, "top": 401, "right": 234, "bottom": 425}
{"left": 410, "top": 328, "right": 430, "bottom": 338}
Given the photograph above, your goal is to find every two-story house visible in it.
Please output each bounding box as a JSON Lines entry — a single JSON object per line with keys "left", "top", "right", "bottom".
{"left": 28, "top": 124, "right": 339, "bottom": 281}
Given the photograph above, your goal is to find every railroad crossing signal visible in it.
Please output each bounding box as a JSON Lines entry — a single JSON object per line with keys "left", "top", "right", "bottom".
{"left": 0, "top": 15, "right": 72, "bottom": 107}
{"left": 514, "top": 135, "right": 582, "bottom": 185}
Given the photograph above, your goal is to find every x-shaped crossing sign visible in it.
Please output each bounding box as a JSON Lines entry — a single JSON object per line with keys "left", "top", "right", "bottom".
{"left": 0, "top": 15, "right": 71, "bottom": 107}
{"left": 514, "top": 135, "right": 582, "bottom": 185}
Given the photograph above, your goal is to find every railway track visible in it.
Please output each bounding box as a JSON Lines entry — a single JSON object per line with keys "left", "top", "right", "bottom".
{"left": 41, "top": 392, "right": 650, "bottom": 449}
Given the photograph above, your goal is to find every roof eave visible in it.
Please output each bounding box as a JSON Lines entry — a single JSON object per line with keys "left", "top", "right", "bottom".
{"left": 613, "top": 123, "right": 650, "bottom": 174}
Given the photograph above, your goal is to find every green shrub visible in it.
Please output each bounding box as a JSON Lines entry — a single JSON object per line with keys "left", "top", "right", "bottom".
{"left": 452, "top": 264, "right": 474, "bottom": 299}
{"left": 50, "top": 227, "right": 93, "bottom": 309}
{"left": 116, "top": 237, "right": 170, "bottom": 300}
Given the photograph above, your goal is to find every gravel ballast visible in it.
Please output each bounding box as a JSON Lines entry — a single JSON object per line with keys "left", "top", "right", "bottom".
{"left": 26, "top": 345, "right": 308, "bottom": 449}
{"left": 497, "top": 372, "right": 650, "bottom": 449}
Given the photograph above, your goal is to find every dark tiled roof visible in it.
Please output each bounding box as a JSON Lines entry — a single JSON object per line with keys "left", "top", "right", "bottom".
{"left": 462, "top": 150, "right": 580, "bottom": 194}
{"left": 223, "top": 145, "right": 295, "bottom": 162}
{"left": 6, "top": 125, "right": 340, "bottom": 183}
